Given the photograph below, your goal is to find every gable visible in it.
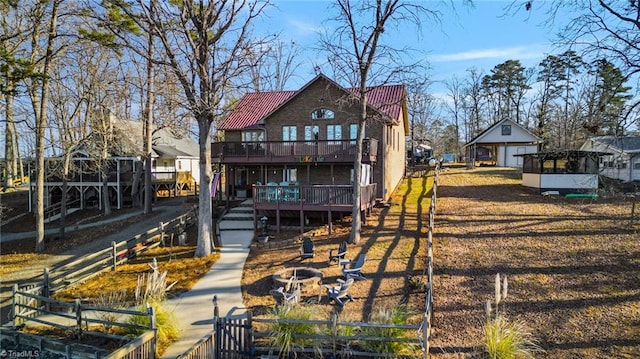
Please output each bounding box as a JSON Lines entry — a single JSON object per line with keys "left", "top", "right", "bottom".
{"left": 465, "top": 119, "right": 540, "bottom": 146}
{"left": 219, "top": 74, "right": 407, "bottom": 131}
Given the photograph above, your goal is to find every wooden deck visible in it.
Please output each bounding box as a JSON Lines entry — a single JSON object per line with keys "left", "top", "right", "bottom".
{"left": 212, "top": 139, "right": 378, "bottom": 164}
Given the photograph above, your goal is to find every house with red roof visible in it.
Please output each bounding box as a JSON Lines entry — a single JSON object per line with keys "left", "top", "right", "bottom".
{"left": 212, "top": 74, "right": 409, "bottom": 233}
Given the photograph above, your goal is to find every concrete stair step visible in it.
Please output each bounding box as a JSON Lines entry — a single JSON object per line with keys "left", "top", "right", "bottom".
{"left": 218, "top": 220, "right": 253, "bottom": 230}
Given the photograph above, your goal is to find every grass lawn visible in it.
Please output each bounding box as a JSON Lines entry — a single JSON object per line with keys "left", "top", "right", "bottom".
{"left": 430, "top": 167, "right": 640, "bottom": 358}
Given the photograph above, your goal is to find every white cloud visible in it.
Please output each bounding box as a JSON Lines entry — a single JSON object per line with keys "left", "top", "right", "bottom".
{"left": 430, "top": 45, "right": 548, "bottom": 63}
{"left": 288, "top": 19, "right": 323, "bottom": 36}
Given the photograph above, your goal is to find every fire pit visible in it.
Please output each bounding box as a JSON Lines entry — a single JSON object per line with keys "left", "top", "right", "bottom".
{"left": 272, "top": 267, "right": 323, "bottom": 294}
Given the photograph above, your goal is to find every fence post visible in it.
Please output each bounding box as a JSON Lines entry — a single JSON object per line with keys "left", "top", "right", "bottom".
{"left": 213, "top": 295, "right": 220, "bottom": 359}
{"left": 43, "top": 268, "right": 49, "bottom": 296}
{"left": 147, "top": 304, "right": 156, "bottom": 330}
{"left": 75, "top": 298, "right": 82, "bottom": 339}
{"left": 331, "top": 312, "right": 338, "bottom": 358}
{"left": 159, "top": 221, "right": 166, "bottom": 246}
{"left": 12, "top": 283, "right": 18, "bottom": 329}
{"left": 111, "top": 241, "right": 117, "bottom": 271}
{"left": 43, "top": 268, "right": 50, "bottom": 312}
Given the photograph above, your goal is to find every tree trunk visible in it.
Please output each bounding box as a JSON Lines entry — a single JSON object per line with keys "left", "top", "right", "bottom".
{"left": 4, "top": 93, "right": 16, "bottom": 189}
{"left": 349, "top": 97, "right": 367, "bottom": 244}
{"left": 143, "top": 14, "right": 154, "bottom": 215}
{"left": 35, "top": 1, "right": 59, "bottom": 252}
{"left": 131, "top": 160, "right": 143, "bottom": 207}
{"left": 102, "top": 161, "right": 112, "bottom": 216}
{"left": 195, "top": 118, "right": 214, "bottom": 257}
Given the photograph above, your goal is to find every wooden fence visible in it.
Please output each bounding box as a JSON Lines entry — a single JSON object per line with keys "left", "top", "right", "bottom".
{"left": 6, "top": 287, "right": 156, "bottom": 359}
{"left": 0, "top": 206, "right": 197, "bottom": 328}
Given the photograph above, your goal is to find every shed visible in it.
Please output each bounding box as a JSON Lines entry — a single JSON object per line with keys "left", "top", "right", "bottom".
{"left": 464, "top": 119, "right": 541, "bottom": 168}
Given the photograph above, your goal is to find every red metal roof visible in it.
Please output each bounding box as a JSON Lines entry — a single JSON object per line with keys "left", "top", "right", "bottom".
{"left": 218, "top": 82, "right": 405, "bottom": 130}
{"left": 218, "top": 91, "right": 296, "bottom": 130}
{"left": 364, "top": 84, "right": 405, "bottom": 120}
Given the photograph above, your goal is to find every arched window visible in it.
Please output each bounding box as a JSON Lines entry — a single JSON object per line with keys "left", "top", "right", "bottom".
{"left": 311, "top": 108, "right": 335, "bottom": 120}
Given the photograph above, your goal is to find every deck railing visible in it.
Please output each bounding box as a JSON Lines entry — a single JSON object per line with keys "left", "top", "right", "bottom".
{"left": 252, "top": 183, "right": 377, "bottom": 208}
{"left": 212, "top": 138, "right": 378, "bottom": 163}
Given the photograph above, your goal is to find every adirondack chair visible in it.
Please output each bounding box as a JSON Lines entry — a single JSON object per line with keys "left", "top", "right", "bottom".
{"left": 269, "top": 286, "right": 300, "bottom": 305}
{"left": 270, "top": 273, "right": 301, "bottom": 305}
{"left": 341, "top": 254, "right": 366, "bottom": 280}
{"left": 329, "top": 241, "right": 348, "bottom": 264}
{"left": 299, "top": 236, "right": 315, "bottom": 259}
{"left": 324, "top": 278, "right": 354, "bottom": 306}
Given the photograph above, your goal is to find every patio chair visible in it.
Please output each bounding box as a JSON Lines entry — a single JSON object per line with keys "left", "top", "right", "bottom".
{"left": 299, "top": 236, "right": 315, "bottom": 259}
{"left": 341, "top": 254, "right": 366, "bottom": 280}
{"left": 324, "top": 277, "right": 354, "bottom": 306}
{"left": 269, "top": 286, "right": 300, "bottom": 305}
{"left": 328, "top": 241, "right": 348, "bottom": 264}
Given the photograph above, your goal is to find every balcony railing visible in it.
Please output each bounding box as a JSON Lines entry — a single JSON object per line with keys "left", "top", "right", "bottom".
{"left": 252, "top": 183, "right": 377, "bottom": 211}
{"left": 212, "top": 138, "right": 378, "bottom": 164}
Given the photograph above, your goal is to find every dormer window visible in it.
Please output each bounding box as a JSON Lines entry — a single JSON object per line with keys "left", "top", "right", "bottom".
{"left": 311, "top": 108, "right": 335, "bottom": 120}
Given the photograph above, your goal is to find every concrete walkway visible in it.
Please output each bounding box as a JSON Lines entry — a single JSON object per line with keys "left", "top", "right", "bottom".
{"left": 160, "top": 199, "right": 255, "bottom": 359}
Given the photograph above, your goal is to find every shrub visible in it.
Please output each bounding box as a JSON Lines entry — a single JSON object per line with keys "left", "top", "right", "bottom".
{"left": 484, "top": 273, "right": 543, "bottom": 359}
{"left": 359, "top": 305, "right": 420, "bottom": 357}
{"left": 484, "top": 315, "right": 541, "bottom": 359}
{"left": 267, "top": 304, "right": 320, "bottom": 359}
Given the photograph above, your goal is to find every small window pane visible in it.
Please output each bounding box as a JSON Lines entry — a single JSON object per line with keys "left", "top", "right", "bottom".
{"left": 311, "top": 108, "right": 335, "bottom": 120}
{"left": 304, "top": 125, "right": 319, "bottom": 141}
{"left": 502, "top": 124, "right": 512, "bottom": 136}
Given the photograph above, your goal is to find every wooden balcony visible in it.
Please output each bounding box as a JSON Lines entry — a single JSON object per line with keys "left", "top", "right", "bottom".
{"left": 252, "top": 183, "right": 377, "bottom": 212}
{"left": 211, "top": 138, "right": 378, "bottom": 164}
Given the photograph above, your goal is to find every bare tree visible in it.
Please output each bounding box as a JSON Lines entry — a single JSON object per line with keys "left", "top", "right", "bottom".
{"left": 103, "top": 0, "right": 272, "bottom": 257}
{"left": 245, "top": 40, "right": 304, "bottom": 92}
{"left": 321, "top": 0, "right": 438, "bottom": 244}
{"left": 444, "top": 75, "right": 464, "bottom": 157}
{"left": 24, "top": 0, "right": 63, "bottom": 252}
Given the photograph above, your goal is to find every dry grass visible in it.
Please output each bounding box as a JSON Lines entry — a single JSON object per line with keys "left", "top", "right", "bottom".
{"left": 54, "top": 244, "right": 219, "bottom": 303}
{"left": 430, "top": 167, "right": 640, "bottom": 358}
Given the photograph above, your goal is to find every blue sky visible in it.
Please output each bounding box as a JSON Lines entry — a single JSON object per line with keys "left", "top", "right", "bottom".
{"left": 260, "top": 0, "right": 567, "bottom": 96}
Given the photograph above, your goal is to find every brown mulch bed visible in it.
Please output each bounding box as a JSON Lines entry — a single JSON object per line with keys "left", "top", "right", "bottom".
{"left": 429, "top": 167, "right": 640, "bottom": 358}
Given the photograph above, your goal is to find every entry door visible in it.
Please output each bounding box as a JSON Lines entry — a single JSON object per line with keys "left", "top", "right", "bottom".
{"left": 516, "top": 147, "right": 526, "bottom": 167}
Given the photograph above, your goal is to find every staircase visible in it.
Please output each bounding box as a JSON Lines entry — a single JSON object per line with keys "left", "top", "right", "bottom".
{"left": 217, "top": 199, "right": 255, "bottom": 248}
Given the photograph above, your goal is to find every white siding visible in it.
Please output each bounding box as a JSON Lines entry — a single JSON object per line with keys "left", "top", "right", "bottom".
{"left": 477, "top": 120, "right": 537, "bottom": 143}
{"left": 497, "top": 144, "right": 538, "bottom": 168}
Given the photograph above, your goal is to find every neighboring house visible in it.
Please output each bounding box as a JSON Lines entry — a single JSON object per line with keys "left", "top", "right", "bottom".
{"left": 516, "top": 150, "right": 606, "bottom": 195}
{"left": 464, "top": 119, "right": 541, "bottom": 168}
{"left": 212, "top": 74, "right": 409, "bottom": 233}
{"left": 30, "top": 117, "right": 200, "bottom": 213}
{"left": 580, "top": 136, "right": 640, "bottom": 182}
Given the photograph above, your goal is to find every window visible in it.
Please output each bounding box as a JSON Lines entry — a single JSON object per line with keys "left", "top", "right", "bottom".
{"left": 285, "top": 168, "right": 297, "bottom": 182}
{"left": 242, "top": 130, "right": 264, "bottom": 142}
{"left": 634, "top": 162, "right": 640, "bottom": 170}
{"left": 311, "top": 108, "right": 335, "bottom": 120}
{"left": 282, "top": 126, "right": 296, "bottom": 142}
{"left": 304, "top": 125, "right": 319, "bottom": 141}
{"left": 327, "top": 124, "right": 342, "bottom": 144}
{"left": 349, "top": 124, "right": 358, "bottom": 144}
{"left": 501, "top": 124, "right": 512, "bottom": 136}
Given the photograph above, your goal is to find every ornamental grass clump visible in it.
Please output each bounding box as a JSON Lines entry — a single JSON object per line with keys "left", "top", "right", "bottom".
{"left": 124, "top": 258, "right": 179, "bottom": 355}
{"left": 484, "top": 273, "right": 543, "bottom": 359}
{"left": 359, "top": 305, "right": 419, "bottom": 357}
{"left": 268, "top": 304, "right": 320, "bottom": 359}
